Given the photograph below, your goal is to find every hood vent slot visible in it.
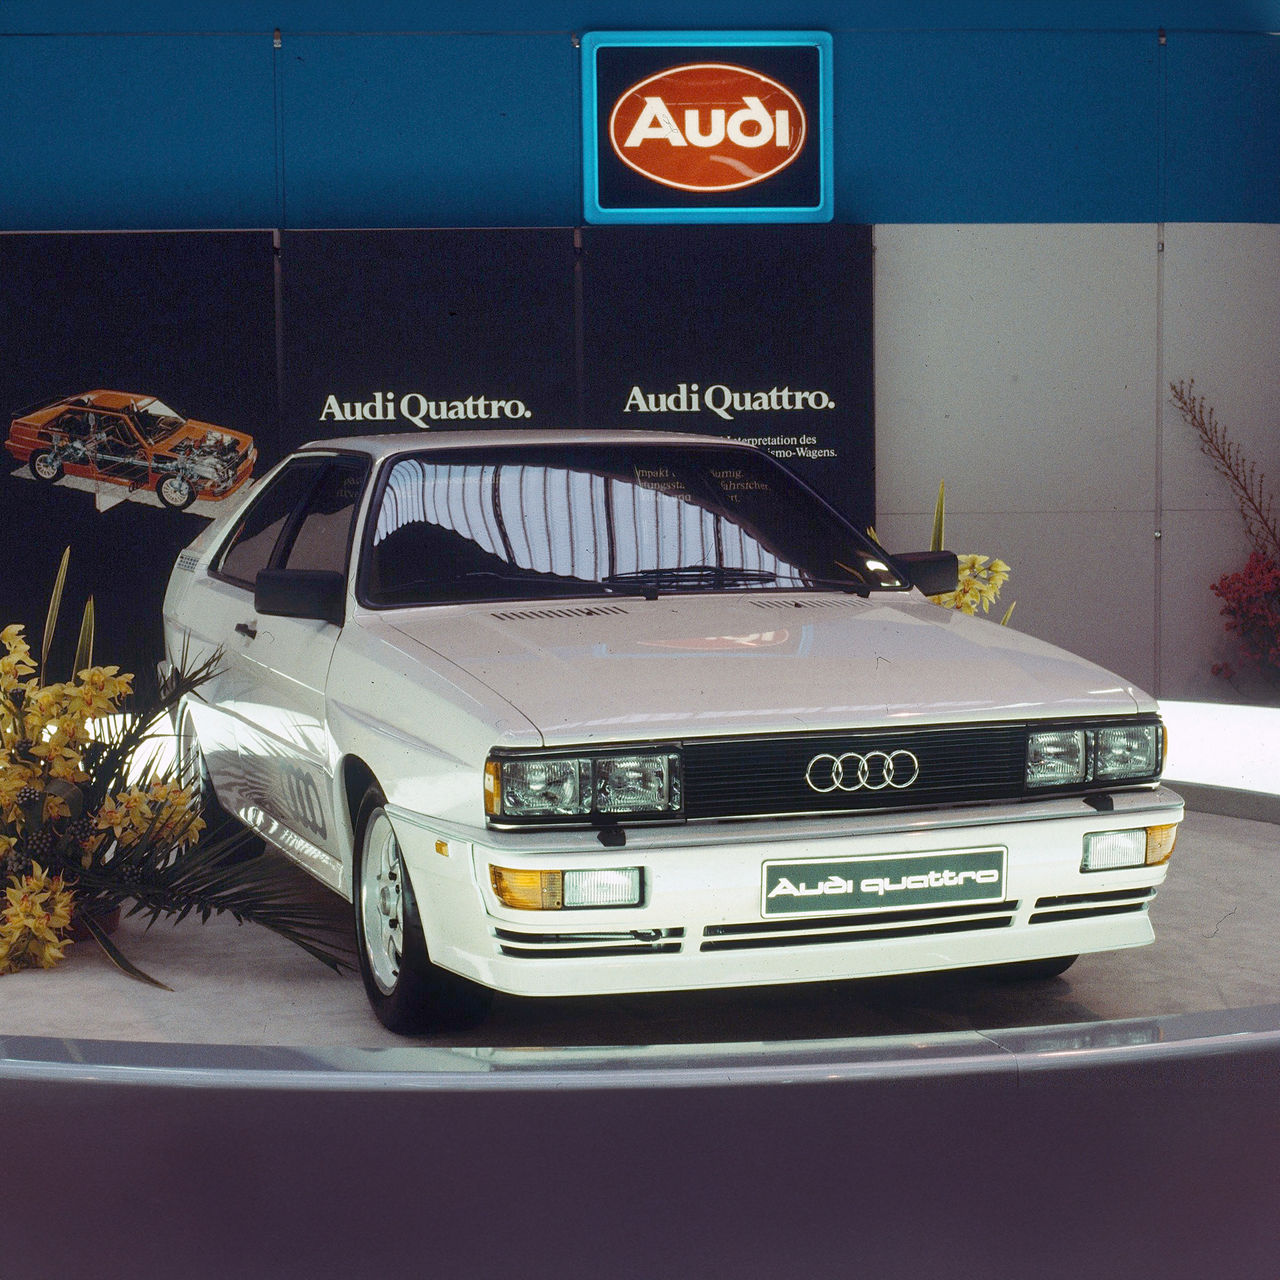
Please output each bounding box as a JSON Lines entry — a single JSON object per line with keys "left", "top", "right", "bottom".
{"left": 749, "top": 596, "right": 869, "bottom": 612}
{"left": 490, "top": 604, "right": 630, "bottom": 622}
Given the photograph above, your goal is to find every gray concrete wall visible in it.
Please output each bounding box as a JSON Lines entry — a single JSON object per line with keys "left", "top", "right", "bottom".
{"left": 873, "top": 223, "right": 1280, "bottom": 701}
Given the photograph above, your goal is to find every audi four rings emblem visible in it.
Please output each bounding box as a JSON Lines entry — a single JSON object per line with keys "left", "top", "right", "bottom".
{"left": 805, "top": 750, "right": 921, "bottom": 793}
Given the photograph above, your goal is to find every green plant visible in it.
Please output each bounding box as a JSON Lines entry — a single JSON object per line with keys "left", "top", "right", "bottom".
{"left": 1, "top": 549, "right": 348, "bottom": 986}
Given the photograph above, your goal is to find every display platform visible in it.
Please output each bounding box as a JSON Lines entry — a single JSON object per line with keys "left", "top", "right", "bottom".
{"left": 4, "top": 704, "right": 1279, "bottom": 1280}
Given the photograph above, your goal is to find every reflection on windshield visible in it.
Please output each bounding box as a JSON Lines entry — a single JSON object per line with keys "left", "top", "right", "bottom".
{"left": 364, "top": 444, "right": 902, "bottom": 606}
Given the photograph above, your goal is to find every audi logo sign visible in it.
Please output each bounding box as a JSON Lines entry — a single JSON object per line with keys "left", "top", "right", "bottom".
{"left": 582, "top": 31, "right": 833, "bottom": 224}
{"left": 608, "top": 64, "right": 808, "bottom": 193}
{"left": 805, "top": 750, "right": 921, "bottom": 793}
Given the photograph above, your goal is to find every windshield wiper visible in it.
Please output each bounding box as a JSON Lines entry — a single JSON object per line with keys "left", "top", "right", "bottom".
{"left": 603, "top": 566, "right": 780, "bottom": 594}
{"left": 458, "top": 570, "right": 661, "bottom": 600}
{"left": 797, "top": 576, "right": 874, "bottom": 597}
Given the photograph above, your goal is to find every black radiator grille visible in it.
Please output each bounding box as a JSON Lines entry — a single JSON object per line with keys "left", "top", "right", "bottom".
{"left": 683, "top": 723, "right": 1028, "bottom": 820}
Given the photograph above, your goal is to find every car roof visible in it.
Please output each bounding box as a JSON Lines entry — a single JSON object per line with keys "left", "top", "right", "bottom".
{"left": 71, "top": 391, "right": 151, "bottom": 411}
{"left": 298, "top": 429, "right": 759, "bottom": 462}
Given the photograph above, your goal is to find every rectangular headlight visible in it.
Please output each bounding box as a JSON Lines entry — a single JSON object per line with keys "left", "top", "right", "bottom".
{"left": 1094, "top": 724, "right": 1159, "bottom": 781}
{"left": 1026, "top": 719, "right": 1163, "bottom": 791}
{"left": 1027, "top": 729, "right": 1087, "bottom": 788}
{"left": 486, "top": 749, "right": 682, "bottom": 822}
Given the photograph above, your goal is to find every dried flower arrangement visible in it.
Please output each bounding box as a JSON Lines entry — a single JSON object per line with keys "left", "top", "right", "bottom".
{"left": 1170, "top": 379, "right": 1280, "bottom": 694}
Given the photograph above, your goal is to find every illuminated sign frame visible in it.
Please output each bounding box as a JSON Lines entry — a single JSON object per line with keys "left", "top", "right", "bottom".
{"left": 582, "top": 31, "right": 834, "bottom": 224}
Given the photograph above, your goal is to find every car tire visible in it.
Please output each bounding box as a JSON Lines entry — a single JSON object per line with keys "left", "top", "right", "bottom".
{"left": 353, "top": 784, "right": 493, "bottom": 1035}
{"left": 158, "top": 475, "right": 196, "bottom": 510}
{"left": 30, "top": 450, "right": 63, "bottom": 482}
{"left": 984, "top": 954, "right": 1078, "bottom": 982}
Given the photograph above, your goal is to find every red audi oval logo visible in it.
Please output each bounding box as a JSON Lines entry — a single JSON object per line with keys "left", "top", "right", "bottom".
{"left": 608, "top": 62, "right": 807, "bottom": 193}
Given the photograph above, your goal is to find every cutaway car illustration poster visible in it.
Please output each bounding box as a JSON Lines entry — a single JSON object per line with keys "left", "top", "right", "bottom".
{"left": 6, "top": 389, "right": 257, "bottom": 513}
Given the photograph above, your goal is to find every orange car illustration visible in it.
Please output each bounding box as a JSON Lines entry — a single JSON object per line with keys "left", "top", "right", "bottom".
{"left": 5, "top": 391, "right": 257, "bottom": 510}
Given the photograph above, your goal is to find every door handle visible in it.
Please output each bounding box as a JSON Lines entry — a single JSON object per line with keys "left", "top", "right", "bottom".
{"left": 234, "top": 621, "right": 258, "bottom": 640}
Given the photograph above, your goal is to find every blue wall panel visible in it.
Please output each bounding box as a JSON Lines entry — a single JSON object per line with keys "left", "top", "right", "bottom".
{"left": 280, "top": 33, "right": 578, "bottom": 227}
{"left": 0, "top": 35, "right": 277, "bottom": 230}
{"left": 0, "top": 7, "right": 1276, "bottom": 229}
{"left": 834, "top": 31, "right": 1160, "bottom": 223}
{"left": 1165, "top": 32, "right": 1280, "bottom": 223}
{"left": 3, "top": 1, "right": 1280, "bottom": 35}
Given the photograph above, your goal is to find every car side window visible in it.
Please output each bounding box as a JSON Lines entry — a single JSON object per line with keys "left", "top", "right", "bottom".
{"left": 283, "top": 458, "right": 368, "bottom": 576}
{"left": 215, "top": 459, "right": 326, "bottom": 589}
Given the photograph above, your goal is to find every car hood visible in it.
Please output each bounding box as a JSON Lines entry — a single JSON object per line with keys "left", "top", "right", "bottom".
{"left": 374, "top": 592, "right": 1148, "bottom": 745}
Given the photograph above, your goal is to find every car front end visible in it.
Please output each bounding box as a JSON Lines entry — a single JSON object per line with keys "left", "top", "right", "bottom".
{"left": 354, "top": 593, "right": 1181, "bottom": 1000}
{"left": 156, "top": 421, "right": 257, "bottom": 500}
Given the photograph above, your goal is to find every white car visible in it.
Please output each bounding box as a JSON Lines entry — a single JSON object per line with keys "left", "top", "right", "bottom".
{"left": 163, "top": 430, "right": 1183, "bottom": 1033}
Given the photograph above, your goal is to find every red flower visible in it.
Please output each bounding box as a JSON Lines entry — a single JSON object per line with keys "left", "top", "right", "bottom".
{"left": 1210, "top": 552, "right": 1280, "bottom": 676}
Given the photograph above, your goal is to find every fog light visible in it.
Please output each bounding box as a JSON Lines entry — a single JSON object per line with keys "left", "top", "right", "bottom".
{"left": 1145, "top": 823, "right": 1178, "bottom": 866}
{"left": 489, "top": 865, "right": 643, "bottom": 910}
{"left": 1082, "top": 830, "right": 1146, "bottom": 872}
{"left": 564, "top": 867, "right": 642, "bottom": 908}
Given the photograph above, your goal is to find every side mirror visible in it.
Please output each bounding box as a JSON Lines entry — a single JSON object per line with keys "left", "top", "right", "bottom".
{"left": 255, "top": 568, "right": 346, "bottom": 627}
{"left": 892, "top": 550, "right": 959, "bottom": 597}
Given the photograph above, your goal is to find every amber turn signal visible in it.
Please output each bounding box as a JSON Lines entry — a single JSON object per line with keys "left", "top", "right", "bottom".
{"left": 1145, "top": 824, "right": 1178, "bottom": 866}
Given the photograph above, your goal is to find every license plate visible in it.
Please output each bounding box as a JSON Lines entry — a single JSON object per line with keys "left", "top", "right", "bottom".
{"left": 762, "top": 846, "right": 1007, "bottom": 917}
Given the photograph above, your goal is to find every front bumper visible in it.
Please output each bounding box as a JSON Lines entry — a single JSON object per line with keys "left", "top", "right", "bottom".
{"left": 387, "top": 786, "right": 1184, "bottom": 998}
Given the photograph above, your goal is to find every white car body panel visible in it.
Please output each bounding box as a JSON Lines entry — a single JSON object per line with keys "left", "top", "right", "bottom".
{"left": 379, "top": 593, "right": 1147, "bottom": 744}
{"left": 162, "top": 430, "right": 1183, "bottom": 1002}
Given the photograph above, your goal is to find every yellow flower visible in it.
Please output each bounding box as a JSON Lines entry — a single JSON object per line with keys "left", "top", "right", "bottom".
{"left": 931, "top": 551, "right": 1012, "bottom": 618}
{"left": 146, "top": 781, "right": 206, "bottom": 848}
{"left": 66, "top": 666, "right": 133, "bottom": 719}
{"left": 0, "top": 762, "right": 41, "bottom": 823}
{"left": 96, "top": 788, "right": 154, "bottom": 842}
{"left": 0, "top": 862, "right": 76, "bottom": 974}
{"left": 0, "top": 624, "right": 35, "bottom": 668}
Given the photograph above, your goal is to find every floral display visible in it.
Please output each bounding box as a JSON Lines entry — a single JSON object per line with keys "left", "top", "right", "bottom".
{"left": 876, "top": 481, "right": 1014, "bottom": 623}
{"left": 0, "top": 553, "right": 346, "bottom": 986}
{"left": 0, "top": 862, "right": 75, "bottom": 973}
{"left": 1171, "top": 380, "right": 1280, "bottom": 694}
{"left": 932, "top": 553, "right": 1012, "bottom": 617}
{"left": 1208, "top": 552, "right": 1280, "bottom": 686}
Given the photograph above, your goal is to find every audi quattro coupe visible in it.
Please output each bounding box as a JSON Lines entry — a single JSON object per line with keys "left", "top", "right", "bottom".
{"left": 162, "top": 430, "right": 1183, "bottom": 1033}
{"left": 6, "top": 390, "right": 256, "bottom": 510}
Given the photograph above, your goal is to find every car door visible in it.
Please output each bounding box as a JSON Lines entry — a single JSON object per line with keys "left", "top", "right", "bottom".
{"left": 179, "top": 456, "right": 330, "bottom": 828}
{"left": 228, "top": 453, "right": 369, "bottom": 879}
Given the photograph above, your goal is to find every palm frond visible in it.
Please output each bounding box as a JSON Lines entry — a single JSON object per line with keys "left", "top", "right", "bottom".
{"left": 73, "top": 596, "right": 95, "bottom": 677}
{"left": 72, "top": 822, "right": 352, "bottom": 974}
{"left": 41, "top": 545, "right": 70, "bottom": 681}
{"left": 82, "top": 913, "right": 174, "bottom": 990}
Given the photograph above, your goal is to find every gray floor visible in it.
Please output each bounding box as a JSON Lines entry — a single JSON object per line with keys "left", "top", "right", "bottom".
{"left": 2, "top": 808, "right": 1274, "bottom": 1049}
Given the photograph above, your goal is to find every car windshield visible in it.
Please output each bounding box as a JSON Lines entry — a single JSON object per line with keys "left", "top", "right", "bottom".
{"left": 361, "top": 442, "right": 905, "bottom": 606}
{"left": 133, "top": 399, "right": 186, "bottom": 440}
